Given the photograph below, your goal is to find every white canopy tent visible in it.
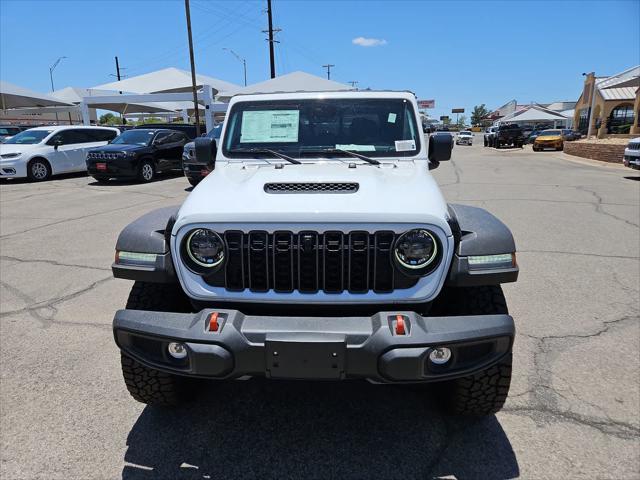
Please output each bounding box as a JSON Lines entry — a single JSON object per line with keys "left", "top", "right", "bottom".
{"left": 217, "top": 71, "right": 353, "bottom": 101}
{"left": 93, "top": 67, "right": 238, "bottom": 96}
{"left": 0, "top": 80, "right": 73, "bottom": 109}
{"left": 498, "top": 105, "right": 569, "bottom": 127}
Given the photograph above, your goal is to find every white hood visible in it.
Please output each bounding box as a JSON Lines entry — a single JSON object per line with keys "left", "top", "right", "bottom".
{"left": 0, "top": 143, "right": 36, "bottom": 156}
{"left": 174, "top": 160, "right": 451, "bottom": 234}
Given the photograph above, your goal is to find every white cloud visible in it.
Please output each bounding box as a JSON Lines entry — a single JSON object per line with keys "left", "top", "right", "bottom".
{"left": 352, "top": 36, "right": 387, "bottom": 47}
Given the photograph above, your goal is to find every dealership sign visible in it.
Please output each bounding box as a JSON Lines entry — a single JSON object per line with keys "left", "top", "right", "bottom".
{"left": 418, "top": 99, "right": 435, "bottom": 109}
{"left": 452, "top": 108, "right": 465, "bottom": 113}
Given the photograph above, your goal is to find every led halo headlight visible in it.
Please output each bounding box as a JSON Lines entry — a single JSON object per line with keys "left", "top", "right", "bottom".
{"left": 185, "top": 228, "right": 225, "bottom": 269}
{"left": 394, "top": 229, "right": 440, "bottom": 275}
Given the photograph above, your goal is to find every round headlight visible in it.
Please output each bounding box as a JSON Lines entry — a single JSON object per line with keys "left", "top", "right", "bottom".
{"left": 186, "top": 229, "right": 225, "bottom": 268}
{"left": 394, "top": 229, "right": 439, "bottom": 273}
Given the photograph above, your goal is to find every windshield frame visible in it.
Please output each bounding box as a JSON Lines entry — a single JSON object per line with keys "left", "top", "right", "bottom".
{"left": 111, "top": 129, "right": 156, "bottom": 146}
{"left": 221, "top": 97, "right": 422, "bottom": 160}
{"left": 2, "top": 129, "right": 53, "bottom": 145}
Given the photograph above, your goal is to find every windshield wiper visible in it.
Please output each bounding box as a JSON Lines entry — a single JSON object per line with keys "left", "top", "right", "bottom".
{"left": 229, "top": 147, "right": 301, "bottom": 165}
{"left": 307, "top": 148, "right": 380, "bottom": 165}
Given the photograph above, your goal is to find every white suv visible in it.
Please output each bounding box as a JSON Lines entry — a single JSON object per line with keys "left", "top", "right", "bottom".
{"left": 623, "top": 137, "right": 640, "bottom": 170}
{"left": 0, "top": 126, "right": 119, "bottom": 181}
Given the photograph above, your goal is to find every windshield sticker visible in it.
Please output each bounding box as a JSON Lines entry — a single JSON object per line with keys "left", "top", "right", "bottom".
{"left": 335, "top": 144, "right": 376, "bottom": 152}
{"left": 387, "top": 113, "right": 397, "bottom": 123}
{"left": 240, "top": 110, "right": 299, "bottom": 143}
{"left": 395, "top": 140, "right": 416, "bottom": 151}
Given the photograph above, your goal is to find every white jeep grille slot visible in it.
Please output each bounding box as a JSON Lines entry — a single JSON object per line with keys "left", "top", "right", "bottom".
{"left": 264, "top": 182, "right": 359, "bottom": 194}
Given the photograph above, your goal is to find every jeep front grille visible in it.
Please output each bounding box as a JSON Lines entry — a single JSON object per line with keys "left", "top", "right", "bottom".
{"left": 264, "top": 182, "right": 359, "bottom": 194}
{"left": 203, "top": 231, "right": 417, "bottom": 294}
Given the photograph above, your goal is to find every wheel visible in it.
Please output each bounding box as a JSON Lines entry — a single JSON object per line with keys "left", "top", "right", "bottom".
{"left": 483, "top": 139, "right": 488, "bottom": 147}
{"left": 27, "top": 158, "right": 51, "bottom": 182}
{"left": 120, "top": 282, "right": 194, "bottom": 406}
{"left": 495, "top": 140, "right": 501, "bottom": 149}
{"left": 533, "top": 146, "right": 539, "bottom": 152}
{"left": 187, "top": 176, "right": 200, "bottom": 187}
{"left": 431, "top": 285, "right": 513, "bottom": 416}
{"left": 138, "top": 159, "right": 155, "bottom": 183}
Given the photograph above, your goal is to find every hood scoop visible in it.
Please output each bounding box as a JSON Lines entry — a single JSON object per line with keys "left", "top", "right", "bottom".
{"left": 264, "top": 182, "right": 359, "bottom": 194}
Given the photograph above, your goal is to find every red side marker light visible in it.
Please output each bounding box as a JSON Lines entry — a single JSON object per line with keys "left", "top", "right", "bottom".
{"left": 208, "top": 312, "right": 219, "bottom": 332}
{"left": 395, "top": 315, "right": 406, "bottom": 335}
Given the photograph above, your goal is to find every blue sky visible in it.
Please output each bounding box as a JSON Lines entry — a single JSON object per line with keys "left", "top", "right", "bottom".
{"left": 1, "top": 0, "right": 638, "bottom": 119}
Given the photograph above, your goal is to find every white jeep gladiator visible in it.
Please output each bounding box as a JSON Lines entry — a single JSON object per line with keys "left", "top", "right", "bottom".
{"left": 112, "top": 91, "right": 518, "bottom": 416}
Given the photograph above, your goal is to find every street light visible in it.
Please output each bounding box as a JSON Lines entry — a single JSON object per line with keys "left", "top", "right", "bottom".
{"left": 223, "top": 48, "right": 247, "bottom": 86}
{"left": 49, "top": 56, "right": 67, "bottom": 124}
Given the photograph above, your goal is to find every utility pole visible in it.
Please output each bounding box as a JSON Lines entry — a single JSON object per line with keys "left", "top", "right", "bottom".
{"left": 322, "top": 64, "right": 335, "bottom": 80}
{"left": 115, "top": 56, "right": 122, "bottom": 81}
{"left": 265, "top": 0, "right": 279, "bottom": 78}
{"left": 49, "top": 56, "right": 66, "bottom": 124}
{"left": 184, "top": 0, "right": 201, "bottom": 136}
{"left": 348, "top": 80, "right": 359, "bottom": 88}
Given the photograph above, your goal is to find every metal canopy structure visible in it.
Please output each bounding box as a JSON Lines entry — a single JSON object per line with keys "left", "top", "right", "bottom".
{"left": 78, "top": 85, "right": 227, "bottom": 131}
{"left": 0, "top": 80, "right": 73, "bottom": 109}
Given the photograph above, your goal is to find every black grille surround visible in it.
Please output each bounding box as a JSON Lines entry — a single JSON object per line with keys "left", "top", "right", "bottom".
{"left": 264, "top": 182, "right": 359, "bottom": 194}
{"left": 197, "top": 230, "right": 433, "bottom": 294}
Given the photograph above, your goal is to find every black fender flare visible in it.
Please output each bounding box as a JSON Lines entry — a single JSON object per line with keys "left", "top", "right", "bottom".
{"left": 446, "top": 204, "right": 519, "bottom": 286}
{"left": 112, "top": 206, "right": 179, "bottom": 283}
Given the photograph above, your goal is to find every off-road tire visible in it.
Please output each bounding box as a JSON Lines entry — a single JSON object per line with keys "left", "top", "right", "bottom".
{"left": 432, "top": 285, "right": 513, "bottom": 416}
{"left": 120, "top": 282, "right": 194, "bottom": 406}
{"left": 483, "top": 138, "right": 488, "bottom": 147}
{"left": 187, "top": 176, "right": 200, "bottom": 187}
{"left": 121, "top": 354, "right": 194, "bottom": 407}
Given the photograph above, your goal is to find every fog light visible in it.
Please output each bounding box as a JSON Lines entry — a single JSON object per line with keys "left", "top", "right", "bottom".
{"left": 429, "top": 347, "right": 452, "bottom": 365}
{"left": 167, "top": 342, "right": 187, "bottom": 359}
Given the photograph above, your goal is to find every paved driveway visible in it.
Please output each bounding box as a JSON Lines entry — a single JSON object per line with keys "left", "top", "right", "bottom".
{"left": 1, "top": 141, "right": 638, "bottom": 479}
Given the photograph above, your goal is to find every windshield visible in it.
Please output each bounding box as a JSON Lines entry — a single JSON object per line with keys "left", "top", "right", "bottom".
{"left": 223, "top": 98, "right": 421, "bottom": 159}
{"left": 459, "top": 131, "right": 471, "bottom": 135}
{"left": 111, "top": 130, "right": 155, "bottom": 146}
{"left": 540, "top": 130, "right": 561, "bottom": 136}
{"left": 3, "top": 129, "right": 52, "bottom": 144}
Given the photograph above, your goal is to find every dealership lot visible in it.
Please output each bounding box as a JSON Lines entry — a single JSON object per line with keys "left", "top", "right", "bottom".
{"left": 1, "top": 140, "right": 639, "bottom": 479}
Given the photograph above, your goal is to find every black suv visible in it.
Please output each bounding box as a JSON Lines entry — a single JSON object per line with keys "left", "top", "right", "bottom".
{"left": 493, "top": 124, "right": 524, "bottom": 149}
{"left": 133, "top": 123, "right": 204, "bottom": 140}
{"left": 86, "top": 129, "right": 189, "bottom": 183}
{"left": 182, "top": 124, "right": 222, "bottom": 186}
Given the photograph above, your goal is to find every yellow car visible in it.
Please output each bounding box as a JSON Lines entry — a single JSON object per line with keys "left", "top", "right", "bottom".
{"left": 533, "top": 129, "right": 564, "bottom": 151}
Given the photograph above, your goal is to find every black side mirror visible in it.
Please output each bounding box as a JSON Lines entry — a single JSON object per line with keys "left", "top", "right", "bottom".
{"left": 53, "top": 138, "right": 63, "bottom": 150}
{"left": 428, "top": 134, "right": 452, "bottom": 170}
{"left": 194, "top": 137, "right": 217, "bottom": 171}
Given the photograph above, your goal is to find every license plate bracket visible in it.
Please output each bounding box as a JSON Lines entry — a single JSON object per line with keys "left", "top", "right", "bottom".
{"left": 265, "top": 334, "right": 345, "bottom": 379}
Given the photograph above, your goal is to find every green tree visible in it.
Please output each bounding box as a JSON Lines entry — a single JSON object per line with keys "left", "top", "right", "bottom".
{"left": 471, "top": 104, "right": 490, "bottom": 126}
{"left": 99, "top": 112, "right": 118, "bottom": 125}
{"left": 456, "top": 115, "right": 467, "bottom": 127}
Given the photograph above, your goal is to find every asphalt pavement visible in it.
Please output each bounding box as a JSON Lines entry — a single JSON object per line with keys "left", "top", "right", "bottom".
{"left": 1, "top": 137, "right": 639, "bottom": 479}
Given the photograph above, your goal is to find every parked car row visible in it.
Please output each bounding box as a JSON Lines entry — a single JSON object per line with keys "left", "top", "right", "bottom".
{"left": 483, "top": 124, "right": 525, "bottom": 148}
{"left": 0, "top": 123, "right": 208, "bottom": 184}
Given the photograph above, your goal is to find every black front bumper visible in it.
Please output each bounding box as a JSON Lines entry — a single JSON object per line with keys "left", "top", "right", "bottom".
{"left": 114, "top": 309, "right": 514, "bottom": 383}
{"left": 87, "top": 158, "right": 138, "bottom": 178}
